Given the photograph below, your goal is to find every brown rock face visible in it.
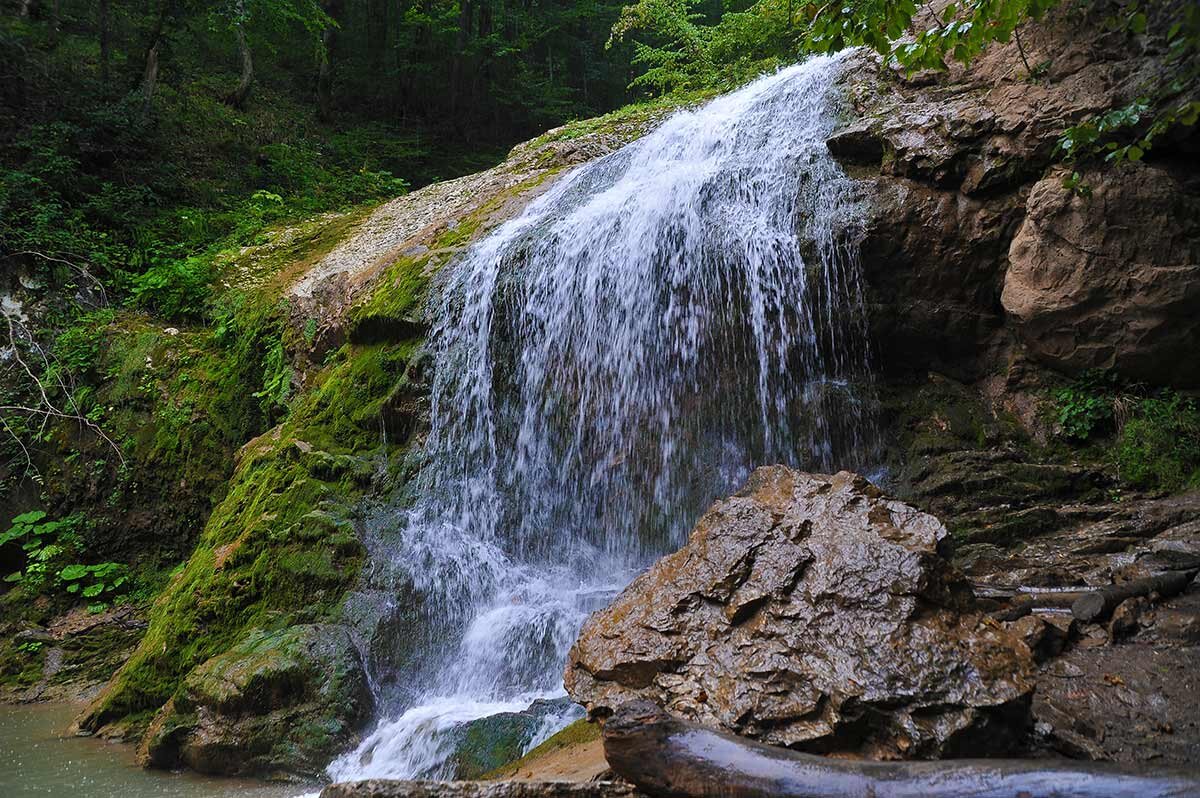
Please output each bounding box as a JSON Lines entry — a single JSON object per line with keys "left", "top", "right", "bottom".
{"left": 831, "top": 5, "right": 1200, "bottom": 387}
{"left": 565, "top": 467, "right": 1034, "bottom": 758}
{"left": 1002, "top": 166, "right": 1200, "bottom": 387}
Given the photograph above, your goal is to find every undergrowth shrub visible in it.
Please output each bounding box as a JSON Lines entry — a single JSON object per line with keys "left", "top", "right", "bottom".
{"left": 1, "top": 510, "right": 130, "bottom": 612}
{"left": 1053, "top": 370, "right": 1119, "bottom": 441}
{"left": 1115, "top": 392, "right": 1200, "bottom": 493}
{"left": 129, "top": 257, "right": 216, "bottom": 320}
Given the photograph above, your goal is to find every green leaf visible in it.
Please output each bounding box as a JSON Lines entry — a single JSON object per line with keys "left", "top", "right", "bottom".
{"left": 3, "top": 571, "right": 23, "bottom": 583}
{"left": 59, "top": 564, "right": 89, "bottom": 581}
{"left": 82, "top": 583, "right": 104, "bottom": 598}
{"left": 1127, "top": 145, "right": 1144, "bottom": 161}
{"left": 10, "top": 511, "right": 47, "bottom": 526}
{"left": 92, "top": 562, "right": 121, "bottom": 578}
{"left": 1129, "top": 13, "right": 1146, "bottom": 34}
{"left": 67, "top": 583, "right": 80, "bottom": 593}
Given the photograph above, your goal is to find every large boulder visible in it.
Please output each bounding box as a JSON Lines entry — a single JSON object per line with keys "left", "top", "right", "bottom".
{"left": 565, "top": 467, "right": 1034, "bottom": 759}
{"left": 1002, "top": 165, "right": 1200, "bottom": 388}
{"left": 139, "top": 624, "right": 372, "bottom": 778}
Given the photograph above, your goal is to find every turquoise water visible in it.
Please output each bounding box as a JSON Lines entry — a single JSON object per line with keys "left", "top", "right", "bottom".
{"left": 0, "top": 703, "right": 315, "bottom": 798}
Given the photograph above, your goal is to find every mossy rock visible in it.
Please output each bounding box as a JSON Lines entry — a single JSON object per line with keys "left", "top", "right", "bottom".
{"left": 76, "top": 341, "right": 421, "bottom": 740}
{"left": 140, "top": 624, "right": 372, "bottom": 777}
{"left": 480, "top": 718, "right": 601, "bottom": 780}
{"left": 447, "top": 698, "right": 576, "bottom": 780}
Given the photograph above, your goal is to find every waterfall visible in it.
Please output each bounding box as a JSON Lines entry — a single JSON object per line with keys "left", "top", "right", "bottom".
{"left": 327, "top": 51, "right": 873, "bottom": 783}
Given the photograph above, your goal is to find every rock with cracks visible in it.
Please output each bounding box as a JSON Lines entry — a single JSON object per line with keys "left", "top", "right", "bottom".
{"left": 565, "top": 467, "right": 1035, "bottom": 759}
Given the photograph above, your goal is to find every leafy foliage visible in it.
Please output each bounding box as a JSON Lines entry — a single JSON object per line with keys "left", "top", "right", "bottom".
{"left": 1056, "top": 2, "right": 1200, "bottom": 180}
{"left": 609, "top": 0, "right": 1066, "bottom": 95}
{"left": 1, "top": 510, "right": 130, "bottom": 611}
{"left": 804, "top": 0, "right": 1061, "bottom": 71}
{"left": 609, "top": 0, "right": 798, "bottom": 93}
{"left": 1054, "top": 387, "right": 1115, "bottom": 441}
{"left": 1115, "top": 393, "right": 1200, "bottom": 493}
{"left": 1051, "top": 373, "right": 1200, "bottom": 495}
{"left": 1053, "top": 370, "right": 1120, "bottom": 441}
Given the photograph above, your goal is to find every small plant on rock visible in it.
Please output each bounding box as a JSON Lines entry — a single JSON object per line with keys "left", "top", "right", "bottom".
{"left": 1053, "top": 371, "right": 1119, "bottom": 441}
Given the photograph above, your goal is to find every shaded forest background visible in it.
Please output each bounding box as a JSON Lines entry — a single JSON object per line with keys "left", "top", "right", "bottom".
{"left": 0, "top": 0, "right": 664, "bottom": 296}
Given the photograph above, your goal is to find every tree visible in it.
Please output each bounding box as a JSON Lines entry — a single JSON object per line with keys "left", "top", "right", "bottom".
{"left": 224, "top": 0, "right": 254, "bottom": 108}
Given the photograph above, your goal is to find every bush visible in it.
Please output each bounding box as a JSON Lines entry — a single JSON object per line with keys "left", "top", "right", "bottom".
{"left": 129, "top": 256, "right": 215, "bottom": 320}
{"left": 1115, "top": 393, "right": 1200, "bottom": 493}
{"left": 1054, "top": 386, "right": 1114, "bottom": 441}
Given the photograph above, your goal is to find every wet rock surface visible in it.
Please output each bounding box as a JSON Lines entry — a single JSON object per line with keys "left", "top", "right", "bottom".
{"left": 957, "top": 487, "right": 1200, "bottom": 766}
{"left": 565, "top": 466, "right": 1035, "bottom": 759}
{"left": 139, "top": 624, "right": 372, "bottom": 778}
{"left": 321, "top": 781, "right": 642, "bottom": 798}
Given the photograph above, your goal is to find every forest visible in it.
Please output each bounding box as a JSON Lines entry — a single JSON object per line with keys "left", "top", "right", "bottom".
{"left": 2, "top": 0, "right": 1199, "bottom": 795}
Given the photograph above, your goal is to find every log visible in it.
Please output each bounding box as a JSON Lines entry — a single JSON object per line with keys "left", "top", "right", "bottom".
{"left": 602, "top": 700, "right": 1200, "bottom": 798}
{"left": 988, "top": 590, "right": 1087, "bottom": 622}
{"left": 1070, "top": 569, "right": 1197, "bottom": 624}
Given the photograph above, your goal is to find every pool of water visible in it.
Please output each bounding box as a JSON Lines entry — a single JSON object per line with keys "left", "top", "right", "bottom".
{"left": 0, "top": 703, "right": 317, "bottom": 798}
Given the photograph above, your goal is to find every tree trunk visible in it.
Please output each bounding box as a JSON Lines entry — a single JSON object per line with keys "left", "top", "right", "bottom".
{"left": 224, "top": 0, "right": 253, "bottom": 108}
{"left": 603, "top": 700, "right": 1200, "bottom": 798}
{"left": 317, "top": 0, "right": 341, "bottom": 121}
{"left": 1071, "top": 570, "right": 1197, "bottom": 623}
{"left": 48, "top": 0, "right": 60, "bottom": 44}
{"left": 18, "top": 0, "right": 33, "bottom": 18}
{"left": 99, "top": 0, "right": 111, "bottom": 90}
{"left": 140, "top": 40, "right": 160, "bottom": 116}
{"left": 450, "top": 0, "right": 472, "bottom": 114}
{"left": 137, "top": 0, "right": 170, "bottom": 115}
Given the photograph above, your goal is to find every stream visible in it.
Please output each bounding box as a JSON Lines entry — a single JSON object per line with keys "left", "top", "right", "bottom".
{"left": 0, "top": 703, "right": 312, "bottom": 798}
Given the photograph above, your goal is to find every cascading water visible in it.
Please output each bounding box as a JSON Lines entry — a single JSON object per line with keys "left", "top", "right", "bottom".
{"left": 327, "top": 51, "right": 874, "bottom": 783}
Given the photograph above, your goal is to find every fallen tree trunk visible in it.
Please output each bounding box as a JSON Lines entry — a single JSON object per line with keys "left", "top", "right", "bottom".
{"left": 1071, "top": 569, "right": 1196, "bottom": 623}
{"left": 984, "top": 589, "right": 1088, "bottom": 621}
{"left": 602, "top": 700, "right": 1200, "bottom": 798}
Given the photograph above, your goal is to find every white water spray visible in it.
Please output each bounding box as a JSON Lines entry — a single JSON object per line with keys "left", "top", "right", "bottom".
{"left": 327, "top": 51, "right": 872, "bottom": 784}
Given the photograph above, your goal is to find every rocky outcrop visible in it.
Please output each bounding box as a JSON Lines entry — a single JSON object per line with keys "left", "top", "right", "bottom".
{"left": 287, "top": 109, "right": 672, "bottom": 361}
{"left": 833, "top": 6, "right": 1200, "bottom": 387}
{"left": 565, "top": 467, "right": 1034, "bottom": 759}
{"left": 1002, "top": 165, "right": 1200, "bottom": 387}
{"left": 138, "top": 624, "right": 372, "bottom": 778}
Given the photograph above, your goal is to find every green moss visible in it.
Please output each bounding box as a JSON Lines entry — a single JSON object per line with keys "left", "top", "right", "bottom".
{"left": 0, "top": 641, "right": 47, "bottom": 689}
{"left": 523, "top": 93, "right": 709, "bottom": 151}
{"left": 1115, "top": 393, "right": 1200, "bottom": 493}
{"left": 348, "top": 168, "right": 561, "bottom": 346}
{"left": 479, "top": 719, "right": 601, "bottom": 779}
{"left": 881, "top": 375, "right": 1021, "bottom": 458}
{"left": 77, "top": 335, "right": 418, "bottom": 729}
{"left": 348, "top": 253, "right": 432, "bottom": 341}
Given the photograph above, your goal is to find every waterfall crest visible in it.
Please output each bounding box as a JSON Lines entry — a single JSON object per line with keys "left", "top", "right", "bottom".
{"left": 328, "top": 51, "right": 874, "bottom": 782}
